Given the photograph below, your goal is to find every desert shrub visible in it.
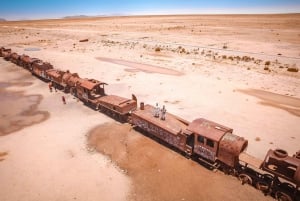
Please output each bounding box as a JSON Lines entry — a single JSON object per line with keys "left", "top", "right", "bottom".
{"left": 242, "top": 56, "right": 251, "bottom": 62}
{"left": 265, "top": 61, "right": 271, "bottom": 65}
{"left": 222, "top": 55, "right": 227, "bottom": 59}
{"left": 223, "top": 44, "right": 228, "bottom": 49}
{"left": 264, "top": 66, "right": 270, "bottom": 71}
{"left": 155, "top": 47, "right": 161, "bottom": 52}
{"left": 287, "top": 65, "right": 299, "bottom": 72}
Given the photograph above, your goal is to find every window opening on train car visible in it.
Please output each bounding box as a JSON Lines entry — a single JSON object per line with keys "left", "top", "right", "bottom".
{"left": 206, "top": 139, "right": 214, "bottom": 148}
{"left": 186, "top": 134, "right": 194, "bottom": 147}
{"left": 197, "top": 135, "right": 204, "bottom": 144}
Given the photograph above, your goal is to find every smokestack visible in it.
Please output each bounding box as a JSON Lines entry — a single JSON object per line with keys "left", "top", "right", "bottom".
{"left": 140, "top": 102, "right": 144, "bottom": 110}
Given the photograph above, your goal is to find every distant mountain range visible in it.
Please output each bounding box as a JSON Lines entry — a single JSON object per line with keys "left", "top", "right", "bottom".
{"left": 0, "top": 18, "right": 6, "bottom": 21}
{"left": 62, "top": 14, "right": 125, "bottom": 19}
{"left": 63, "top": 15, "right": 92, "bottom": 19}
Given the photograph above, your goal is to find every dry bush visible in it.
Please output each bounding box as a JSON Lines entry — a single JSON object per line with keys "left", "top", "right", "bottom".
{"left": 255, "top": 137, "right": 261, "bottom": 141}
{"left": 287, "top": 65, "right": 299, "bottom": 72}
{"left": 180, "top": 48, "right": 186, "bottom": 53}
{"left": 242, "top": 56, "right": 251, "bottom": 62}
{"left": 155, "top": 47, "right": 161, "bottom": 52}
{"left": 235, "top": 56, "right": 241, "bottom": 61}
{"left": 265, "top": 61, "right": 271, "bottom": 65}
{"left": 228, "top": 56, "right": 234, "bottom": 61}
{"left": 264, "top": 66, "right": 270, "bottom": 71}
{"left": 223, "top": 44, "right": 228, "bottom": 49}
{"left": 222, "top": 55, "right": 227, "bottom": 59}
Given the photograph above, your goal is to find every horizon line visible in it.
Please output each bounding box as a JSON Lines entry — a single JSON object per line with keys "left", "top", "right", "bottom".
{"left": 1, "top": 12, "right": 300, "bottom": 22}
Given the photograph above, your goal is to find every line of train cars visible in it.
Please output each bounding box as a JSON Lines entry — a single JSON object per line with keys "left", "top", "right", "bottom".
{"left": 1, "top": 47, "right": 299, "bottom": 201}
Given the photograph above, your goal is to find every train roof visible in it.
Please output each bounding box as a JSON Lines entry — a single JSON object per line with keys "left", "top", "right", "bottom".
{"left": 187, "top": 118, "right": 233, "bottom": 142}
{"left": 79, "top": 79, "right": 107, "bottom": 90}
{"left": 132, "top": 104, "right": 189, "bottom": 135}
{"left": 46, "top": 69, "right": 64, "bottom": 78}
{"left": 99, "top": 95, "right": 135, "bottom": 106}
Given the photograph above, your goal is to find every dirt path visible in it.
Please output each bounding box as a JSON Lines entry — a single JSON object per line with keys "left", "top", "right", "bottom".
{"left": 87, "top": 122, "right": 273, "bottom": 201}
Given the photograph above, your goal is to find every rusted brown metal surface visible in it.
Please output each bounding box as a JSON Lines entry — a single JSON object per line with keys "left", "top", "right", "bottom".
{"left": 61, "top": 70, "right": 81, "bottom": 92}
{"left": 97, "top": 94, "right": 137, "bottom": 115}
{"left": 187, "top": 118, "right": 233, "bottom": 162}
{"left": 75, "top": 78, "right": 107, "bottom": 104}
{"left": 262, "top": 149, "right": 300, "bottom": 186}
{"left": 131, "top": 104, "right": 191, "bottom": 152}
{"left": 1, "top": 48, "right": 12, "bottom": 60}
{"left": 20, "top": 54, "right": 40, "bottom": 69}
{"left": 46, "top": 69, "right": 66, "bottom": 86}
{"left": 10, "top": 52, "right": 20, "bottom": 64}
{"left": 32, "top": 60, "right": 53, "bottom": 78}
{"left": 218, "top": 133, "right": 248, "bottom": 167}
{"left": 0, "top": 47, "right": 11, "bottom": 57}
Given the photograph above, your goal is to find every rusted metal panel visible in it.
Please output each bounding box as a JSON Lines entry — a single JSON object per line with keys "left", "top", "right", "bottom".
{"left": 262, "top": 149, "right": 300, "bottom": 185}
{"left": 79, "top": 79, "right": 107, "bottom": 90}
{"left": 10, "top": 52, "right": 20, "bottom": 64}
{"left": 97, "top": 95, "right": 137, "bottom": 115}
{"left": 19, "top": 55, "right": 40, "bottom": 69}
{"left": 132, "top": 104, "right": 188, "bottom": 135}
{"left": 218, "top": 133, "right": 248, "bottom": 167}
{"left": 32, "top": 61, "right": 53, "bottom": 78}
{"left": 0, "top": 47, "right": 11, "bottom": 57}
{"left": 187, "top": 118, "right": 233, "bottom": 142}
{"left": 2, "top": 49, "right": 12, "bottom": 60}
{"left": 131, "top": 104, "right": 188, "bottom": 151}
{"left": 46, "top": 69, "right": 65, "bottom": 85}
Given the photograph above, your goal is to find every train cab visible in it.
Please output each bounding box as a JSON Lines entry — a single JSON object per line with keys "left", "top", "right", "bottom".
{"left": 75, "top": 78, "right": 107, "bottom": 105}
{"left": 186, "top": 118, "right": 248, "bottom": 167}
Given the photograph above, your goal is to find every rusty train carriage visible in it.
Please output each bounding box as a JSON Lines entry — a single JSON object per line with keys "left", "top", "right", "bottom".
{"left": 32, "top": 60, "right": 53, "bottom": 79}
{"left": 131, "top": 104, "right": 191, "bottom": 153}
{"left": 1, "top": 48, "right": 12, "bottom": 60}
{"left": 19, "top": 54, "right": 40, "bottom": 70}
{"left": 262, "top": 149, "right": 300, "bottom": 186}
{"left": 10, "top": 52, "right": 20, "bottom": 65}
{"left": 46, "top": 69, "right": 66, "bottom": 89}
{"left": 75, "top": 78, "right": 107, "bottom": 105}
{"left": 62, "top": 71, "right": 80, "bottom": 92}
{"left": 1, "top": 47, "right": 300, "bottom": 201}
{"left": 96, "top": 94, "right": 137, "bottom": 118}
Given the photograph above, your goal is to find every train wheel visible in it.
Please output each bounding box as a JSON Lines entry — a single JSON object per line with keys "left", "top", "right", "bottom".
{"left": 238, "top": 173, "right": 252, "bottom": 185}
{"left": 275, "top": 191, "right": 292, "bottom": 201}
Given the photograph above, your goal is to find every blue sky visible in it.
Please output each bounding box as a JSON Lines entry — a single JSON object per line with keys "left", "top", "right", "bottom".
{"left": 1, "top": 0, "right": 300, "bottom": 20}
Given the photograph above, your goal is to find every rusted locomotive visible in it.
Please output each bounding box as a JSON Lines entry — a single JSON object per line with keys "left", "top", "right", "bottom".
{"left": 31, "top": 60, "right": 53, "bottom": 79}
{"left": 19, "top": 54, "right": 40, "bottom": 70}
{"left": 0, "top": 47, "right": 12, "bottom": 60}
{"left": 131, "top": 103, "right": 248, "bottom": 168}
{"left": 10, "top": 52, "right": 20, "bottom": 65}
{"left": 1, "top": 47, "right": 299, "bottom": 201}
{"left": 73, "top": 77, "right": 137, "bottom": 121}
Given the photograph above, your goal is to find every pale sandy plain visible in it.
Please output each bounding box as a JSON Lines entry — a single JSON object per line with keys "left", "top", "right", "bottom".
{"left": 0, "top": 14, "right": 299, "bottom": 201}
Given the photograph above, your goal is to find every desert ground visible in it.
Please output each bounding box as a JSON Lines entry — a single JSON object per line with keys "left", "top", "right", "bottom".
{"left": 0, "top": 14, "right": 299, "bottom": 201}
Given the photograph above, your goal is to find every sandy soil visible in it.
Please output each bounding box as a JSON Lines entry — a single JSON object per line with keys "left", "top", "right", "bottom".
{"left": 88, "top": 122, "right": 273, "bottom": 201}
{"left": 0, "top": 14, "right": 299, "bottom": 201}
